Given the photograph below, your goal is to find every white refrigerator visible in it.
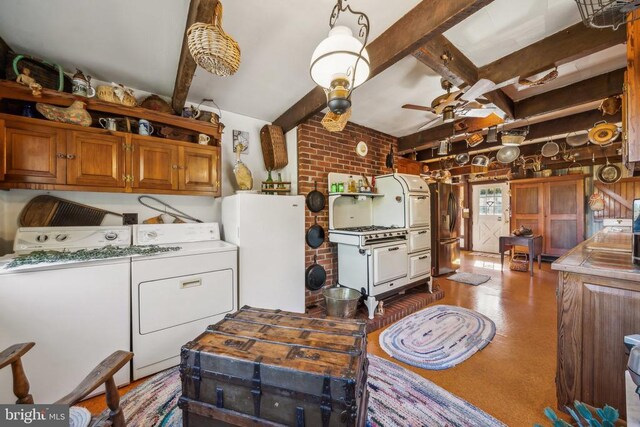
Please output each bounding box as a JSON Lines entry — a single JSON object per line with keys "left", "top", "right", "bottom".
{"left": 222, "top": 193, "right": 306, "bottom": 313}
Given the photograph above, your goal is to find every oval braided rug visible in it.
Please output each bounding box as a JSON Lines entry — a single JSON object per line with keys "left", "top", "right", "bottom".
{"left": 379, "top": 304, "right": 496, "bottom": 370}
{"left": 94, "top": 355, "right": 505, "bottom": 426}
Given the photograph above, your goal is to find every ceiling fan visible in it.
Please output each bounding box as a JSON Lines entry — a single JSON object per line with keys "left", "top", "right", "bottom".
{"left": 403, "top": 78, "right": 500, "bottom": 131}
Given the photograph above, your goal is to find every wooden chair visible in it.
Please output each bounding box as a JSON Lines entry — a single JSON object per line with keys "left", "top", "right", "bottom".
{"left": 0, "top": 342, "right": 133, "bottom": 427}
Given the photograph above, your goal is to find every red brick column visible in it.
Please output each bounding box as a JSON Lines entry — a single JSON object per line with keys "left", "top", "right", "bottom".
{"left": 298, "top": 114, "right": 398, "bottom": 307}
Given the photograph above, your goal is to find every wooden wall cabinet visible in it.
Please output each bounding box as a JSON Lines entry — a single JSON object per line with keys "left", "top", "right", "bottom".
{"left": 66, "top": 131, "right": 126, "bottom": 188}
{"left": 0, "top": 115, "right": 221, "bottom": 197}
{"left": 510, "top": 175, "right": 585, "bottom": 256}
{"left": 394, "top": 157, "right": 422, "bottom": 175}
{"left": 180, "top": 145, "right": 219, "bottom": 193}
{"left": 131, "top": 137, "right": 220, "bottom": 194}
{"left": 132, "top": 137, "right": 180, "bottom": 191}
{"left": 1, "top": 119, "right": 66, "bottom": 184}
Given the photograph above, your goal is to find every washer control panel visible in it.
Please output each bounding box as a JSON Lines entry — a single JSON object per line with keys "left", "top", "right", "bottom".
{"left": 13, "top": 226, "right": 132, "bottom": 254}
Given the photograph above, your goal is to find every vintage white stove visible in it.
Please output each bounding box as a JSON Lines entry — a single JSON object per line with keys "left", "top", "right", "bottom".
{"left": 327, "top": 173, "right": 432, "bottom": 319}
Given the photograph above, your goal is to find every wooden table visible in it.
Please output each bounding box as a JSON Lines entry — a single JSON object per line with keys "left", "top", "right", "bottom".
{"left": 499, "top": 235, "right": 543, "bottom": 276}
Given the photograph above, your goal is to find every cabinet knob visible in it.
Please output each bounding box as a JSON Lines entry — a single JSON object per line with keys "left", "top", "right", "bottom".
{"left": 56, "top": 153, "right": 66, "bottom": 159}
{"left": 172, "top": 165, "right": 179, "bottom": 169}
{"left": 66, "top": 154, "right": 76, "bottom": 160}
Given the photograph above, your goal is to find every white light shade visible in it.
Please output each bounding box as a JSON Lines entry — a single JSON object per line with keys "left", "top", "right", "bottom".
{"left": 310, "top": 26, "right": 370, "bottom": 89}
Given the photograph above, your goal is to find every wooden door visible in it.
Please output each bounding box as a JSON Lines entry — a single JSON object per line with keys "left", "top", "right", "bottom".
{"left": 179, "top": 145, "right": 219, "bottom": 193}
{"left": 544, "top": 178, "right": 584, "bottom": 256}
{"left": 66, "top": 131, "right": 125, "bottom": 187}
{"left": 1, "top": 119, "right": 66, "bottom": 184}
{"left": 510, "top": 182, "right": 544, "bottom": 236}
{"left": 132, "top": 137, "right": 179, "bottom": 191}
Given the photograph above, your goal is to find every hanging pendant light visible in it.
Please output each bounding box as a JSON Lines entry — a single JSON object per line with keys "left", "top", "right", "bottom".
{"left": 310, "top": 1, "right": 370, "bottom": 115}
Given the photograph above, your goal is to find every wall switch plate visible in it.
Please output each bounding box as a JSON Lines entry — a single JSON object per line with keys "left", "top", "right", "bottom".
{"left": 122, "top": 213, "right": 138, "bottom": 225}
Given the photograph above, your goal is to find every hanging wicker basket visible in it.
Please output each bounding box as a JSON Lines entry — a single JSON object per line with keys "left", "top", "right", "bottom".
{"left": 187, "top": 2, "right": 240, "bottom": 77}
{"left": 321, "top": 109, "right": 352, "bottom": 133}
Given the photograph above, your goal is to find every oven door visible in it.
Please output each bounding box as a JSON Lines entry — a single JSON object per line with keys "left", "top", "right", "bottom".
{"left": 372, "top": 242, "right": 408, "bottom": 286}
{"left": 409, "top": 195, "right": 430, "bottom": 228}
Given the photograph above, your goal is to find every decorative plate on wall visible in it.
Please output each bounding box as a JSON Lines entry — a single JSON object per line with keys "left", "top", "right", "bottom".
{"left": 356, "top": 141, "right": 368, "bottom": 157}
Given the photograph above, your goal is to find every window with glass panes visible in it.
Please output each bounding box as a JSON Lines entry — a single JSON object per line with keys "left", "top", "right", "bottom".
{"left": 478, "top": 187, "right": 503, "bottom": 216}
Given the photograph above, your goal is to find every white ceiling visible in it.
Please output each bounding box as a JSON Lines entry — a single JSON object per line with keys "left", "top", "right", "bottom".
{"left": 0, "top": 0, "right": 625, "bottom": 139}
{"left": 444, "top": 0, "right": 582, "bottom": 67}
{"left": 0, "top": 0, "right": 188, "bottom": 96}
{"left": 502, "top": 44, "right": 627, "bottom": 100}
{"left": 349, "top": 56, "right": 442, "bottom": 137}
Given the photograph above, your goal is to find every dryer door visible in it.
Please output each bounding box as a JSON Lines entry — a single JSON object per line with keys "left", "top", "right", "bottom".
{"left": 138, "top": 269, "right": 234, "bottom": 335}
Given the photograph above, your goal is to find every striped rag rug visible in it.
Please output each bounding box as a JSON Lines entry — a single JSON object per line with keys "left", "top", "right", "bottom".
{"left": 94, "top": 354, "right": 505, "bottom": 426}
{"left": 379, "top": 304, "right": 496, "bottom": 370}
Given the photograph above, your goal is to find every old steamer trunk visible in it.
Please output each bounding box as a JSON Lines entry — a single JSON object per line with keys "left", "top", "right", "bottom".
{"left": 179, "top": 306, "right": 369, "bottom": 426}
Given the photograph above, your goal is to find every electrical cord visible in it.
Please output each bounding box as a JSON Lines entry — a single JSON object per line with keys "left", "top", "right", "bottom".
{"left": 137, "top": 195, "right": 203, "bottom": 223}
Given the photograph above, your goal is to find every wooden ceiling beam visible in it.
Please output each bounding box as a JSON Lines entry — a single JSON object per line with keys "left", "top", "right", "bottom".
{"left": 415, "top": 109, "right": 621, "bottom": 161}
{"left": 514, "top": 68, "right": 625, "bottom": 119}
{"left": 398, "top": 113, "right": 504, "bottom": 152}
{"left": 478, "top": 22, "right": 626, "bottom": 85}
{"left": 171, "top": 0, "right": 218, "bottom": 114}
{"left": 413, "top": 35, "right": 515, "bottom": 118}
{"left": 272, "top": 0, "right": 496, "bottom": 133}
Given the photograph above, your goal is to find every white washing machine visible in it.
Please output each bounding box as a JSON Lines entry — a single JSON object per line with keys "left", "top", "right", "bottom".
{"left": 0, "top": 226, "right": 131, "bottom": 404}
{"left": 131, "top": 222, "right": 237, "bottom": 380}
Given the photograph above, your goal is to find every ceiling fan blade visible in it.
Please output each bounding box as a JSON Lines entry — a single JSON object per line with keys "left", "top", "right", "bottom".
{"left": 402, "top": 104, "right": 436, "bottom": 113}
{"left": 460, "top": 79, "right": 496, "bottom": 102}
{"left": 417, "top": 116, "right": 443, "bottom": 131}
{"left": 459, "top": 108, "right": 496, "bottom": 118}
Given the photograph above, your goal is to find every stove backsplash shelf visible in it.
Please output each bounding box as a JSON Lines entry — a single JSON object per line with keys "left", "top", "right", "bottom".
{"left": 327, "top": 172, "right": 376, "bottom": 194}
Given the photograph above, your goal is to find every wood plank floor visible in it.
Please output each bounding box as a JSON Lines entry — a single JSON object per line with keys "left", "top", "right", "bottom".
{"left": 81, "top": 252, "right": 561, "bottom": 425}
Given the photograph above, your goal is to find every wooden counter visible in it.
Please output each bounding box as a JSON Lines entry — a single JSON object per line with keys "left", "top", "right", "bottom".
{"left": 552, "top": 227, "right": 640, "bottom": 282}
{"left": 552, "top": 228, "right": 640, "bottom": 419}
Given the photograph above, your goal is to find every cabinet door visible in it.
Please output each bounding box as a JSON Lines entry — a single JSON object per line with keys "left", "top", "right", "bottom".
{"left": 557, "top": 275, "right": 640, "bottom": 419}
{"left": 510, "top": 183, "right": 544, "bottom": 236}
{"left": 1, "top": 119, "right": 66, "bottom": 184}
{"left": 179, "top": 145, "right": 219, "bottom": 193}
{"left": 544, "top": 179, "right": 584, "bottom": 256}
{"left": 132, "top": 138, "right": 179, "bottom": 191}
{"left": 66, "top": 131, "right": 125, "bottom": 187}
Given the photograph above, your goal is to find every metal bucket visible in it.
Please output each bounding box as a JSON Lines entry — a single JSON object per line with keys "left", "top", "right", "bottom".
{"left": 322, "top": 287, "right": 361, "bottom": 318}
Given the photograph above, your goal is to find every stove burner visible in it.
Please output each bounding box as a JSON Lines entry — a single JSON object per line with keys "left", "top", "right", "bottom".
{"left": 336, "top": 226, "right": 400, "bottom": 232}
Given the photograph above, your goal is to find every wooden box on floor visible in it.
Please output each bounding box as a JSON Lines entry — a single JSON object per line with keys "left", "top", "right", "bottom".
{"left": 178, "top": 306, "right": 369, "bottom": 427}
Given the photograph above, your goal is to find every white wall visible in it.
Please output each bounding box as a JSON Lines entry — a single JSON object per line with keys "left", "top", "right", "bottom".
{"left": 0, "top": 105, "right": 298, "bottom": 256}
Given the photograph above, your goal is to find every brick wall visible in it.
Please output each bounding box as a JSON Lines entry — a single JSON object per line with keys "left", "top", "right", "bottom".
{"left": 298, "top": 113, "right": 398, "bottom": 307}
